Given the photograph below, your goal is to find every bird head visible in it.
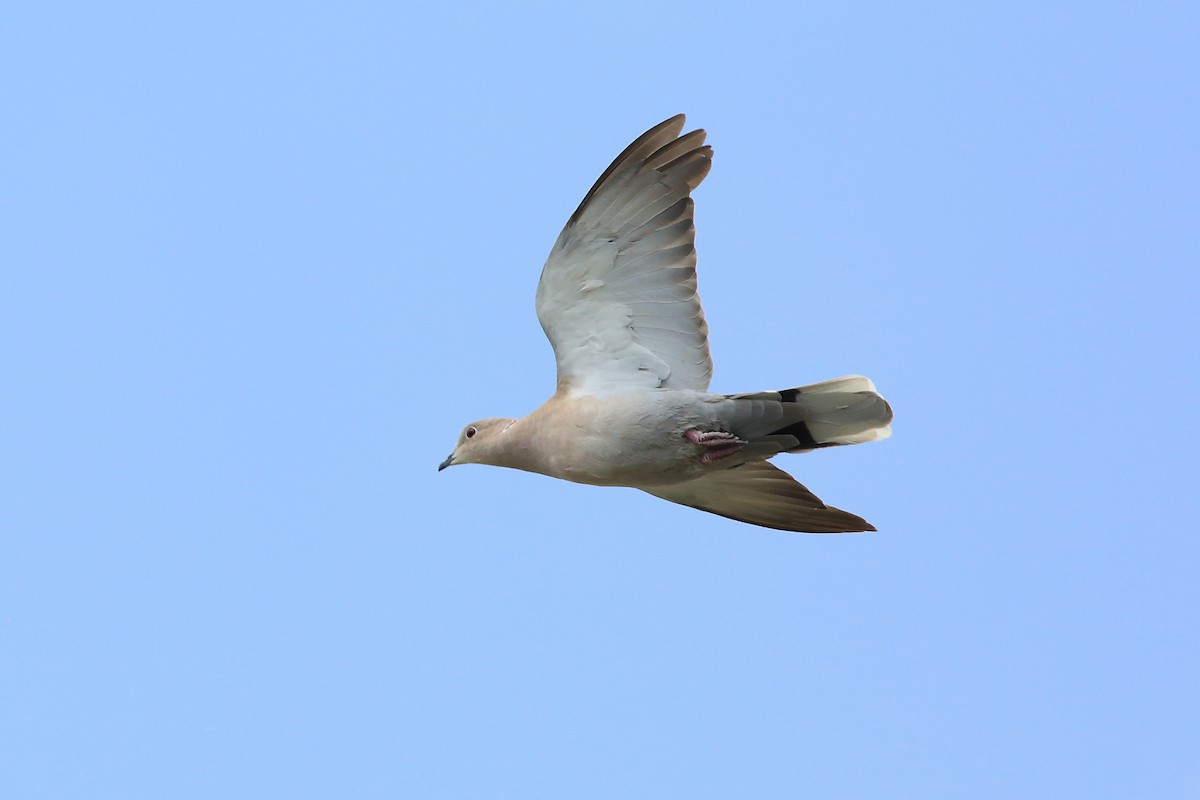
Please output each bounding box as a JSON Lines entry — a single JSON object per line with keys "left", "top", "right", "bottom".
{"left": 438, "top": 418, "right": 514, "bottom": 471}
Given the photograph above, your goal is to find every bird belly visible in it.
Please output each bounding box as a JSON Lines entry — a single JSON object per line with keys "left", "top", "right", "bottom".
{"left": 547, "top": 391, "right": 729, "bottom": 488}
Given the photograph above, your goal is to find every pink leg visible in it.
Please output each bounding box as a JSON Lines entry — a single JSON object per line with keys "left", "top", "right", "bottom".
{"left": 685, "top": 428, "right": 746, "bottom": 464}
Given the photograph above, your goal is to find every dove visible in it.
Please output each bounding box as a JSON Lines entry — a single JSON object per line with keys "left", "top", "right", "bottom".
{"left": 439, "top": 115, "right": 892, "bottom": 533}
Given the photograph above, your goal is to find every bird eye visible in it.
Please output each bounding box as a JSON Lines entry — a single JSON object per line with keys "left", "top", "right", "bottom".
{"left": 465, "top": 426, "right": 477, "bottom": 439}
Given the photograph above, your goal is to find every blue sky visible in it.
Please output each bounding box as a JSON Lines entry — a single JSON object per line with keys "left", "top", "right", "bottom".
{"left": 3, "top": 2, "right": 1198, "bottom": 797}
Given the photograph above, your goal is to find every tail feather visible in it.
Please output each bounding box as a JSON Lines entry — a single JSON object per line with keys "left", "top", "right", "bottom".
{"left": 724, "top": 375, "right": 892, "bottom": 459}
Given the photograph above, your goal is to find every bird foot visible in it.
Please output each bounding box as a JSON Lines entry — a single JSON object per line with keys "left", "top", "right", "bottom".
{"left": 685, "top": 428, "right": 746, "bottom": 464}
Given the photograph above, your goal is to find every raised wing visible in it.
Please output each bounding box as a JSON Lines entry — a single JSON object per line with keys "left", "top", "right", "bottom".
{"left": 535, "top": 115, "right": 714, "bottom": 396}
{"left": 642, "top": 462, "right": 876, "bottom": 533}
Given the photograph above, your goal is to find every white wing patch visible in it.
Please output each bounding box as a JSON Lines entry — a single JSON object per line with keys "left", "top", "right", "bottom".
{"left": 535, "top": 116, "right": 713, "bottom": 396}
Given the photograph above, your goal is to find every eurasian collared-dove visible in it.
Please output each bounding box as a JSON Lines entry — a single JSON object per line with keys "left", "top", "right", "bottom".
{"left": 439, "top": 115, "right": 892, "bottom": 533}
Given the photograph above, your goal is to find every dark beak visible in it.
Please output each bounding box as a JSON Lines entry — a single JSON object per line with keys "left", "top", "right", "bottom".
{"left": 437, "top": 453, "right": 455, "bottom": 472}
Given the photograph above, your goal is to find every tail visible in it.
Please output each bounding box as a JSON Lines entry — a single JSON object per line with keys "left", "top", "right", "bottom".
{"left": 724, "top": 375, "right": 893, "bottom": 460}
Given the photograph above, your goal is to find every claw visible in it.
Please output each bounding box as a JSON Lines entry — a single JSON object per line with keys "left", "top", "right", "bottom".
{"left": 685, "top": 429, "right": 742, "bottom": 446}
{"left": 685, "top": 428, "right": 746, "bottom": 464}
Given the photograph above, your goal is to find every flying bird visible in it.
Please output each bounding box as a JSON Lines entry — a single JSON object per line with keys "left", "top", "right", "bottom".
{"left": 439, "top": 115, "right": 892, "bottom": 532}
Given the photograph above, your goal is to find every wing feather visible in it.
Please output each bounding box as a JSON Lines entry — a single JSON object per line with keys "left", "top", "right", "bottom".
{"left": 536, "top": 116, "right": 714, "bottom": 395}
{"left": 642, "top": 462, "right": 876, "bottom": 533}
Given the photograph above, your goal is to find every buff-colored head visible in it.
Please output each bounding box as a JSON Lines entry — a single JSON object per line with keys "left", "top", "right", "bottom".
{"left": 438, "top": 418, "right": 515, "bottom": 471}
